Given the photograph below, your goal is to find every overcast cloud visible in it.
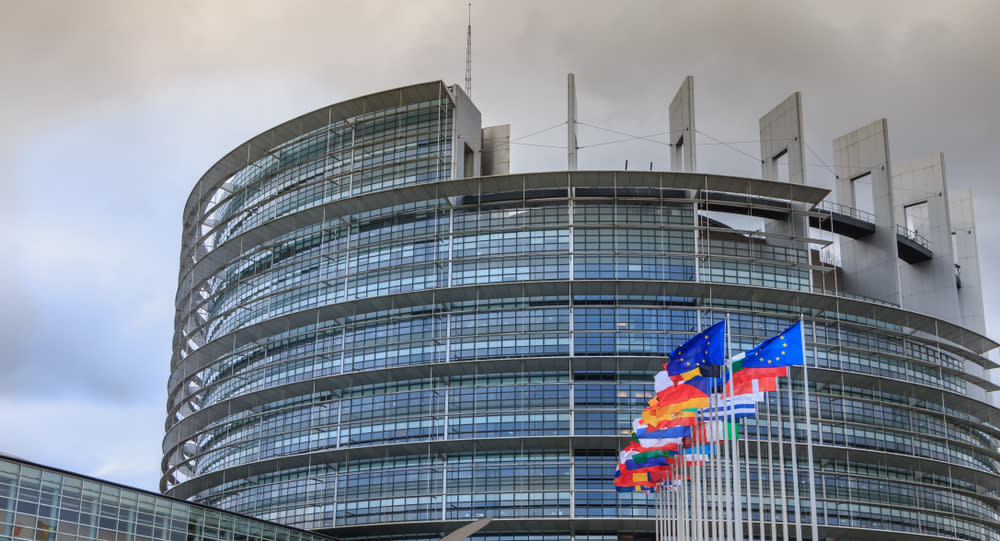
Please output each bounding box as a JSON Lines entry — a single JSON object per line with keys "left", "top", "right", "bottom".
{"left": 1, "top": 0, "right": 998, "bottom": 491}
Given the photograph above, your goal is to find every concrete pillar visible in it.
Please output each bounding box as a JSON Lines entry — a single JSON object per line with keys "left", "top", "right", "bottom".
{"left": 481, "top": 125, "right": 510, "bottom": 176}
{"left": 759, "top": 92, "right": 806, "bottom": 184}
{"left": 833, "top": 119, "right": 901, "bottom": 305}
{"left": 760, "top": 92, "right": 809, "bottom": 270}
{"left": 669, "top": 76, "right": 696, "bottom": 172}
{"left": 891, "top": 153, "right": 961, "bottom": 322}
{"left": 449, "top": 85, "right": 482, "bottom": 179}
{"left": 948, "top": 188, "right": 987, "bottom": 334}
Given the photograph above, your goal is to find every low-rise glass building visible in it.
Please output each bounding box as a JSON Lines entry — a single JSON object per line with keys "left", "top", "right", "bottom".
{"left": 0, "top": 455, "right": 332, "bottom": 541}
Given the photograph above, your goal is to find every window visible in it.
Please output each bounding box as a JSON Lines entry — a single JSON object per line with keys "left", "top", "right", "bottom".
{"left": 851, "top": 172, "right": 875, "bottom": 216}
{"left": 904, "top": 201, "right": 929, "bottom": 237}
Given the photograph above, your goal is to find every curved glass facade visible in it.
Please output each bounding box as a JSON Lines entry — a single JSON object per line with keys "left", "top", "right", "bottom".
{"left": 167, "top": 82, "right": 1000, "bottom": 541}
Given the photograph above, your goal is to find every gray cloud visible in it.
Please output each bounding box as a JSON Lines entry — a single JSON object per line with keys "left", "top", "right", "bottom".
{"left": 1, "top": 0, "right": 998, "bottom": 490}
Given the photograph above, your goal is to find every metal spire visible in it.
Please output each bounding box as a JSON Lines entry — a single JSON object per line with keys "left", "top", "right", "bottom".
{"left": 465, "top": 3, "right": 472, "bottom": 97}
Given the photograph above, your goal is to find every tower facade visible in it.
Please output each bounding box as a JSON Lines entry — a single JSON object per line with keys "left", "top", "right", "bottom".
{"left": 166, "top": 81, "right": 1000, "bottom": 541}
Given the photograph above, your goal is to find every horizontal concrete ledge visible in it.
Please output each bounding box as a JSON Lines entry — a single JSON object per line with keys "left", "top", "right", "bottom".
{"left": 317, "top": 518, "right": 1000, "bottom": 541}
{"left": 163, "top": 436, "right": 1000, "bottom": 515}
{"left": 168, "top": 279, "right": 999, "bottom": 397}
{"left": 183, "top": 81, "right": 452, "bottom": 225}
{"left": 176, "top": 171, "right": 830, "bottom": 305}
{"left": 161, "top": 361, "right": 1000, "bottom": 469}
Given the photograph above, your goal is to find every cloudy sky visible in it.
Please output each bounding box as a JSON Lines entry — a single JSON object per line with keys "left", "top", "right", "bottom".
{"left": 1, "top": 0, "right": 998, "bottom": 492}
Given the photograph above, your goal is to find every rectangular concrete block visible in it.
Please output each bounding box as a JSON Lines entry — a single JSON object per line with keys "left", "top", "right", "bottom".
{"left": 669, "top": 76, "right": 696, "bottom": 172}
{"left": 759, "top": 92, "right": 806, "bottom": 185}
{"left": 481, "top": 124, "right": 510, "bottom": 176}
{"left": 949, "top": 187, "right": 987, "bottom": 333}
{"left": 449, "top": 84, "right": 482, "bottom": 179}
{"left": 891, "top": 153, "right": 960, "bottom": 322}
{"left": 833, "top": 119, "right": 901, "bottom": 305}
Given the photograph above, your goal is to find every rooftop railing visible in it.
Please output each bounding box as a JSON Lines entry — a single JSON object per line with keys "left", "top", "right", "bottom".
{"left": 816, "top": 199, "right": 876, "bottom": 224}
{"left": 896, "top": 223, "right": 933, "bottom": 251}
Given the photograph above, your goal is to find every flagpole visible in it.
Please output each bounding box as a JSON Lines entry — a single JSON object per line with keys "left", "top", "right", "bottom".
{"left": 693, "top": 419, "right": 703, "bottom": 541}
{"left": 726, "top": 314, "right": 741, "bottom": 541}
{"left": 786, "top": 350, "right": 803, "bottom": 540}
{"left": 743, "top": 426, "right": 753, "bottom": 541}
{"left": 764, "top": 392, "right": 777, "bottom": 541}
{"left": 801, "top": 315, "right": 819, "bottom": 540}
{"left": 774, "top": 376, "right": 790, "bottom": 541}
{"left": 655, "top": 483, "right": 660, "bottom": 541}
{"left": 659, "top": 483, "right": 664, "bottom": 541}
{"left": 712, "top": 389, "right": 723, "bottom": 541}
{"left": 680, "top": 455, "right": 688, "bottom": 541}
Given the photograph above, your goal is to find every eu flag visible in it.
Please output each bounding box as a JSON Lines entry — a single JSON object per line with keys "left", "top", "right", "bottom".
{"left": 742, "top": 320, "right": 804, "bottom": 368}
{"left": 665, "top": 321, "right": 726, "bottom": 376}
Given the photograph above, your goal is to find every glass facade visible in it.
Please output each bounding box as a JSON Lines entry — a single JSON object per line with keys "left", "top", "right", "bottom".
{"left": 0, "top": 457, "right": 331, "bottom": 541}
{"left": 167, "top": 82, "right": 1000, "bottom": 541}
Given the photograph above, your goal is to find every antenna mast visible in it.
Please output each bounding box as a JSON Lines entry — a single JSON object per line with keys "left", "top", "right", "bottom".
{"left": 465, "top": 3, "right": 472, "bottom": 97}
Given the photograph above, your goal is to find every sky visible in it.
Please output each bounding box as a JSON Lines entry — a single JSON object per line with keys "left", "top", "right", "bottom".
{"left": 1, "top": 0, "right": 999, "bottom": 492}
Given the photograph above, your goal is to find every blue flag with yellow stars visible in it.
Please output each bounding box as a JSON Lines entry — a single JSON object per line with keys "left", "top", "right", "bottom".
{"left": 665, "top": 321, "right": 726, "bottom": 377}
{"left": 742, "top": 320, "right": 804, "bottom": 368}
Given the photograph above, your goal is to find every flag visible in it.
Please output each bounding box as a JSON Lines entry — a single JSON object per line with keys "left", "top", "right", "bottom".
{"left": 696, "top": 395, "right": 757, "bottom": 420}
{"left": 649, "top": 376, "right": 712, "bottom": 407}
{"left": 635, "top": 424, "right": 692, "bottom": 440}
{"left": 696, "top": 420, "right": 739, "bottom": 442}
{"left": 614, "top": 462, "right": 659, "bottom": 490}
{"left": 631, "top": 446, "right": 681, "bottom": 466}
{"left": 645, "top": 410, "right": 698, "bottom": 430}
{"left": 635, "top": 435, "right": 686, "bottom": 449}
{"left": 732, "top": 365, "right": 785, "bottom": 398}
{"left": 742, "top": 321, "right": 804, "bottom": 368}
{"left": 654, "top": 370, "right": 674, "bottom": 392}
{"left": 665, "top": 321, "right": 726, "bottom": 378}
{"left": 682, "top": 444, "right": 716, "bottom": 464}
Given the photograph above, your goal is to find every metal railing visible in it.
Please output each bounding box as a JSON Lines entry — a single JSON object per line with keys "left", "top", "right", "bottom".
{"left": 896, "top": 223, "right": 933, "bottom": 251}
{"left": 816, "top": 199, "right": 876, "bottom": 224}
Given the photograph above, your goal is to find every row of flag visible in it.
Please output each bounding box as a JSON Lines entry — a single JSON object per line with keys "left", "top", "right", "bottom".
{"left": 613, "top": 319, "right": 805, "bottom": 492}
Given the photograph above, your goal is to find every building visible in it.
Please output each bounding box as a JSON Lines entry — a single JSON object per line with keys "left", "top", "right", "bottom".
{"left": 165, "top": 79, "right": 1000, "bottom": 541}
{"left": 0, "top": 455, "right": 332, "bottom": 541}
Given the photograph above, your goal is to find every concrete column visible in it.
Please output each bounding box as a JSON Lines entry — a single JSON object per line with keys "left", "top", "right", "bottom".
{"left": 449, "top": 85, "right": 482, "bottom": 179}
{"left": 480, "top": 125, "right": 510, "bottom": 176}
{"left": 669, "top": 75, "right": 696, "bottom": 172}
{"left": 891, "top": 153, "right": 961, "bottom": 322}
{"left": 948, "top": 188, "right": 986, "bottom": 334}
{"left": 759, "top": 92, "right": 806, "bottom": 184}
{"left": 833, "top": 119, "right": 901, "bottom": 305}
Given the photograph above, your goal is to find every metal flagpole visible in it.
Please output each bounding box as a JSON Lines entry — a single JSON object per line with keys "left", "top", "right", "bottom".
{"left": 774, "top": 375, "right": 789, "bottom": 541}
{"left": 712, "top": 382, "right": 725, "bottom": 539}
{"left": 786, "top": 353, "right": 803, "bottom": 540}
{"left": 728, "top": 334, "right": 742, "bottom": 541}
{"left": 764, "top": 389, "right": 776, "bottom": 541}
{"left": 655, "top": 484, "right": 660, "bottom": 541}
{"left": 721, "top": 318, "right": 732, "bottom": 541}
{"left": 692, "top": 416, "right": 702, "bottom": 541}
{"left": 801, "top": 315, "right": 820, "bottom": 540}
{"left": 659, "top": 483, "right": 664, "bottom": 541}
{"left": 743, "top": 425, "right": 753, "bottom": 541}
{"left": 680, "top": 457, "right": 688, "bottom": 541}
{"left": 726, "top": 368, "right": 749, "bottom": 541}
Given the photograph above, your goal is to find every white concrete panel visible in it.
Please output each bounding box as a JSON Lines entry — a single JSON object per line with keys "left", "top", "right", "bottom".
{"left": 759, "top": 92, "right": 806, "bottom": 184}
{"left": 669, "top": 75, "right": 696, "bottom": 172}
{"left": 481, "top": 124, "right": 510, "bottom": 176}
{"left": 949, "top": 188, "right": 987, "bottom": 334}
{"left": 891, "top": 153, "right": 961, "bottom": 322}
{"left": 833, "top": 119, "right": 901, "bottom": 305}
{"left": 448, "top": 85, "right": 482, "bottom": 179}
